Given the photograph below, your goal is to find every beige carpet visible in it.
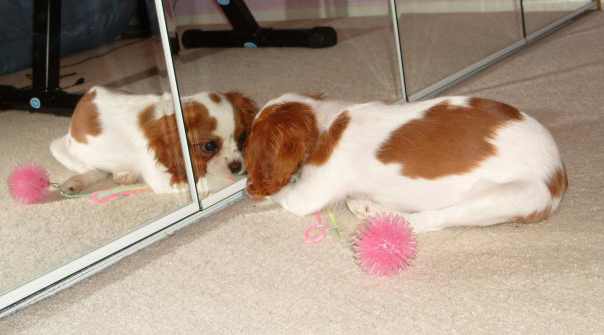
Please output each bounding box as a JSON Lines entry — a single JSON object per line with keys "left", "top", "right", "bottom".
{"left": 2, "top": 11, "right": 604, "bottom": 334}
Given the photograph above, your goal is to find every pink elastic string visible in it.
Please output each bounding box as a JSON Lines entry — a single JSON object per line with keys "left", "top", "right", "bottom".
{"left": 88, "top": 189, "right": 149, "bottom": 204}
{"left": 304, "top": 212, "right": 327, "bottom": 244}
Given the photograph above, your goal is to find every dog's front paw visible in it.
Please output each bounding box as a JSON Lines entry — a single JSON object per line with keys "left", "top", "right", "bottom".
{"left": 113, "top": 171, "right": 140, "bottom": 185}
{"left": 60, "top": 176, "right": 85, "bottom": 195}
{"left": 269, "top": 185, "right": 309, "bottom": 216}
{"left": 346, "top": 198, "right": 379, "bottom": 219}
{"left": 269, "top": 189, "right": 290, "bottom": 211}
{"left": 347, "top": 198, "right": 413, "bottom": 221}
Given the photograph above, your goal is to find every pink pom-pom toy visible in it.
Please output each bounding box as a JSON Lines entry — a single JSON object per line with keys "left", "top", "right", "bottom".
{"left": 353, "top": 213, "right": 417, "bottom": 276}
{"left": 8, "top": 164, "right": 51, "bottom": 204}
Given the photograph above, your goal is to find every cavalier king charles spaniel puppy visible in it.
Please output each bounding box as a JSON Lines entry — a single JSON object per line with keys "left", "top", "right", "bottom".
{"left": 244, "top": 93, "right": 567, "bottom": 233}
{"left": 51, "top": 86, "right": 257, "bottom": 195}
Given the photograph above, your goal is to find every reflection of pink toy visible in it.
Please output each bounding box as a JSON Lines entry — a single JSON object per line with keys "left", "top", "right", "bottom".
{"left": 8, "top": 164, "right": 50, "bottom": 204}
{"left": 354, "top": 214, "right": 417, "bottom": 276}
{"left": 87, "top": 188, "right": 150, "bottom": 204}
{"left": 8, "top": 164, "right": 151, "bottom": 205}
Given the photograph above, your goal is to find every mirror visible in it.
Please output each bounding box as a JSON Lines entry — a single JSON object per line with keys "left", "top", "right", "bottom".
{"left": 395, "top": 0, "right": 524, "bottom": 98}
{"left": 164, "top": 0, "right": 404, "bottom": 203}
{"left": 522, "top": 0, "right": 593, "bottom": 35}
{"left": 0, "top": 0, "right": 194, "bottom": 298}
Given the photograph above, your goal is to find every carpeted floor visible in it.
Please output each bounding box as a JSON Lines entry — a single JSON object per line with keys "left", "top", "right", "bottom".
{"left": 2, "top": 10, "right": 604, "bottom": 334}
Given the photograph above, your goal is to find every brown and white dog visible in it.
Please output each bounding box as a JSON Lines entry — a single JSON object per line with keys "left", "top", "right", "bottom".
{"left": 50, "top": 86, "right": 257, "bottom": 195}
{"left": 244, "top": 93, "right": 567, "bottom": 233}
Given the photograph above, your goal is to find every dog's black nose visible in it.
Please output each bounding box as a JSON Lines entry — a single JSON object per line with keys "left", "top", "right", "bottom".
{"left": 228, "top": 161, "right": 242, "bottom": 174}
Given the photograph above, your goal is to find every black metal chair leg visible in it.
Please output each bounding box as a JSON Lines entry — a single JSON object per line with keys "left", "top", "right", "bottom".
{"left": 0, "top": 0, "right": 82, "bottom": 116}
{"left": 181, "top": 0, "right": 337, "bottom": 49}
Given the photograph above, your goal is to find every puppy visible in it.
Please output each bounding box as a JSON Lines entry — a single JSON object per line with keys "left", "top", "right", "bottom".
{"left": 50, "top": 86, "right": 257, "bottom": 195}
{"left": 244, "top": 93, "right": 567, "bottom": 233}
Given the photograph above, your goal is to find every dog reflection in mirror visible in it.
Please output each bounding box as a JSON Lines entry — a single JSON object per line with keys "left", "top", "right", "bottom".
{"left": 50, "top": 86, "right": 258, "bottom": 195}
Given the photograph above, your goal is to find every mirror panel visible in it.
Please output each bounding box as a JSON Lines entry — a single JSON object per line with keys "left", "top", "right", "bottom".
{"left": 523, "top": 0, "right": 593, "bottom": 35}
{"left": 165, "top": 0, "right": 404, "bottom": 203}
{"left": 396, "top": 0, "right": 523, "bottom": 97}
{"left": 0, "top": 0, "right": 194, "bottom": 297}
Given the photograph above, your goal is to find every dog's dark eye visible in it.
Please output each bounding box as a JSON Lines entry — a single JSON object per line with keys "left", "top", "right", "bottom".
{"left": 202, "top": 141, "right": 218, "bottom": 153}
{"left": 238, "top": 132, "right": 247, "bottom": 149}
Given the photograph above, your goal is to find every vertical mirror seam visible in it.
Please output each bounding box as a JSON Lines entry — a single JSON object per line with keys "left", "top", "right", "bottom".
{"left": 389, "top": 0, "right": 408, "bottom": 102}
{"left": 153, "top": 0, "right": 200, "bottom": 206}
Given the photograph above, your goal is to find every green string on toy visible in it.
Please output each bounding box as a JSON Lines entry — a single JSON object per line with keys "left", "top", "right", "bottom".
{"left": 325, "top": 208, "right": 354, "bottom": 249}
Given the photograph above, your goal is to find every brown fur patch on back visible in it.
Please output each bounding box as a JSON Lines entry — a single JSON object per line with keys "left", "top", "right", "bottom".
{"left": 377, "top": 98, "right": 524, "bottom": 179}
{"left": 307, "top": 111, "right": 350, "bottom": 166}
{"left": 71, "top": 90, "right": 101, "bottom": 143}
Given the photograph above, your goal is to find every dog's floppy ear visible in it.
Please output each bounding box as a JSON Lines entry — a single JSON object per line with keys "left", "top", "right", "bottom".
{"left": 226, "top": 91, "right": 259, "bottom": 152}
{"left": 225, "top": 91, "right": 258, "bottom": 128}
{"left": 244, "top": 101, "right": 318, "bottom": 197}
{"left": 139, "top": 107, "right": 188, "bottom": 185}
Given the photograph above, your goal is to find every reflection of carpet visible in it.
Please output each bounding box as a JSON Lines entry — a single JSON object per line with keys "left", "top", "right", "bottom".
{"left": 3, "top": 10, "right": 604, "bottom": 334}
{"left": 399, "top": 10, "right": 584, "bottom": 95}
{"left": 399, "top": 11, "right": 523, "bottom": 95}
{"left": 172, "top": 16, "right": 404, "bottom": 102}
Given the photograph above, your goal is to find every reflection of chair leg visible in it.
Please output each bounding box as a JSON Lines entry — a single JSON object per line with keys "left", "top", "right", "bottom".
{"left": 181, "top": 0, "right": 337, "bottom": 49}
{"left": 0, "top": 0, "right": 82, "bottom": 116}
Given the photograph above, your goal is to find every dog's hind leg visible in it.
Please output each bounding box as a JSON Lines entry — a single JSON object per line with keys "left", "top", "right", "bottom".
{"left": 403, "top": 180, "right": 553, "bottom": 233}
{"left": 347, "top": 180, "right": 555, "bottom": 234}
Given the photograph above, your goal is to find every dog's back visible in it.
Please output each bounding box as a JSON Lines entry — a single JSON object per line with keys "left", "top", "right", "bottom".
{"left": 342, "top": 97, "right": 567, "bottom": 232}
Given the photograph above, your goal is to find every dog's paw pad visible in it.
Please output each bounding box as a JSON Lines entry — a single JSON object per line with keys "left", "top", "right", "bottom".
{"left": 346, "top": 198, "right": 375, "bottom": 219}
{"left": 60, "top": 178, "right": 85, "bottom": 195}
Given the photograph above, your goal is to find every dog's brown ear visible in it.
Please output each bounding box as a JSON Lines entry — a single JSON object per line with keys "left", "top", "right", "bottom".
{"left": 226, "top": 91, "right": 259, "bottom": 152}
{"left": 139, "top": 107, "right": 188, "bottom": 186}
{"left": 244, "top": 101, "right": 319, "bottom": 197}
{"left": 225, "top": 91, "right": 258, "bottom": 128}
